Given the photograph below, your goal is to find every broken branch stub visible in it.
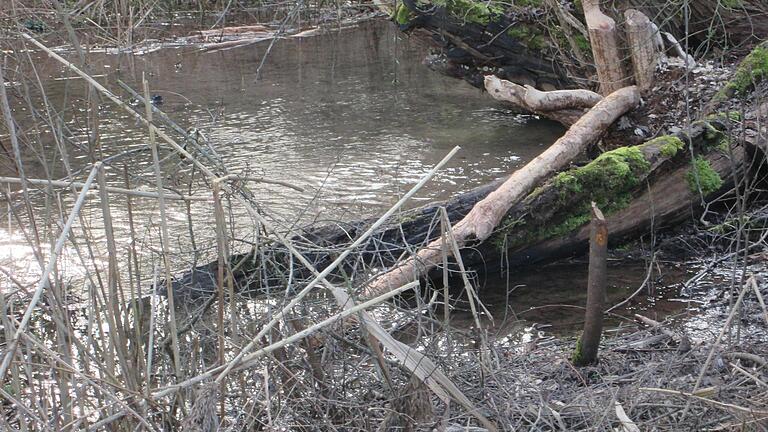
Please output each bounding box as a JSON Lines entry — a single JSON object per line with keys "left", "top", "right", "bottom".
{"left": 572, "top": 203, "right": 607, "bottom": 366}
{"left": 363, "top": 84, "right": 640, "bottom": 299}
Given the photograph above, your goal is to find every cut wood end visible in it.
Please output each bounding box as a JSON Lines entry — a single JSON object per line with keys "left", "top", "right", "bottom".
{"left": 590, "top": 202, "right": 605, "bottom": 221}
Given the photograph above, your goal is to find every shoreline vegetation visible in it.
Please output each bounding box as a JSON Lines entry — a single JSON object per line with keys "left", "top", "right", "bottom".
{"left": 1, "top": 0, "right": 767, "bottom": 430}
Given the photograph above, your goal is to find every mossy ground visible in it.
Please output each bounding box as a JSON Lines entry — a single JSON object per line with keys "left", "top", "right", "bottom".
{"left": 507, "top": 24, "right": 548, "bottom": 50}
{"left": 394, "top": 3, "right": 412, "bottom": 25}
{"left": 431, "top": 0, "right": 504, "bottom": 25}
{"left": 715, "top": 41, "right": 768, "bottom": 100}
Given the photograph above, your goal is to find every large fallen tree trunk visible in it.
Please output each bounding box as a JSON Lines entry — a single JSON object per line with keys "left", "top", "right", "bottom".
{"left": 172, "top": 113, "right": 750, "bottom": 299}
{"left": 171, "top": 32, "right": 767, "bottom": 300}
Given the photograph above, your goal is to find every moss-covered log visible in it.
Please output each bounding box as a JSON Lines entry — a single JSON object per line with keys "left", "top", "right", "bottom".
{"left": 171, "top": 117, "right": 746, "bottom": 298}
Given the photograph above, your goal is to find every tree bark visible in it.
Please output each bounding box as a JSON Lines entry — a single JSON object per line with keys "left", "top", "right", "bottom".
{"left": 624, "top": 9, "right": 659, "bottom": 93}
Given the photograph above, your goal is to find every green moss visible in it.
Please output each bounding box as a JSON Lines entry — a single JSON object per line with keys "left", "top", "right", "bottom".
{"left": 394, "top": 3, "right": 412, "bottom": 25}
{"left": 395, "top": 210, "right": 420, "bottom": 225}
{"left": 574, "top": 34, "right": 591, "bottom": 53}
{"left": 490, "top": 215, "right": 526, "bottom": 251}
{"left": 707, "top": 111, "right": 742, "bottom": 122}
{"left": 435, "top": 0, "right": 504, "bottom": 25}
{"left": 536, "top": 147, "right": 650, "bottom": 239}
{"left": 716, "top": 135, "right": 732, "bottom": 152}
{"left": 716, "top": 41, "right": 768, "bottom": 100}
{"left": 507, "top": 26, "right": 530, "bottom": 40}
{"left": 536, "top": 212, "right": 591, "bottom": 240}
{"left": 686, "top": 156, "right": 723, "bottom": 195}
{"left": 571, "top": 335, "right": 585, "bottom": 365}
{"left": 489, "top": 145, "right": 653, "bottom": 251}
{"left": 23, "top": 18, "right": 47, "bottom": 33}
{"left": 516, "top": 0, "right": 542, "bottom": 6}
{"left": 553, "top": 172, "right": 583, "bottom": 195}
{"left": 528, "top": 34, "right": 547, "bottom": 50}
{"left": 646, "top": 135, "right": 685, "bottom": 158}
{"left": 692, "top": 119, "right": 735, "bottom": 153}
{"left": 506, "top": 24, "right": 548, "bottom": 50}
{"left": 720, "top": 0, "right": 743, "bottom": 9}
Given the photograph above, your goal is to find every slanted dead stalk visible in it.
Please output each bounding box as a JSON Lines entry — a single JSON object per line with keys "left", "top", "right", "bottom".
{"left": 143, "top": 76, "right": 183, "bottom": 378}
{"left": 572, "top": 203, "right": 607, "bottom": 366}
{"left": 0, "top": 164, "right": 100, "bottom": 380}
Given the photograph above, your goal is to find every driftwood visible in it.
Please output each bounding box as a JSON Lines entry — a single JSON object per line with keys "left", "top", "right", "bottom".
{"left": 484, "top": 75, "right": 602, "bottom": 125}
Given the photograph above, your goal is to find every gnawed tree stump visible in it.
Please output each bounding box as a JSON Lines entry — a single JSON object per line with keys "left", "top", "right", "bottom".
{"left": 624, "top": 9, "right": 660, "bottom": 93}
{"left": 581, "top": 0, "right": 629, "bottom": 95}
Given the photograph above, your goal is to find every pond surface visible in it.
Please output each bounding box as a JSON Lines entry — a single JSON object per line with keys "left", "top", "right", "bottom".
{"left": 2, "top": 20, "right": 564, "bottom": 283}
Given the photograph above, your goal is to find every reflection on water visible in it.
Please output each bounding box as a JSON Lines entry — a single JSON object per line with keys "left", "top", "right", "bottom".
{"left": 16, "top": 20, "right": 561, "bottom": 213}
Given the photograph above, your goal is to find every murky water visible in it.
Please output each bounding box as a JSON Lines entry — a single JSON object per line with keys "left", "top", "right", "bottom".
{"left": 2, "top": 21, "right": 566, "bottom": 287}
{"left": 7, "top": 20, "right": 562, "bottom": 211}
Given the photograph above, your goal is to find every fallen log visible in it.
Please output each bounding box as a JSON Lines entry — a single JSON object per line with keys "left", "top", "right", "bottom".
{"left": 172, "top": 40, "right": 768, "bottom": 300}
{"left": 363, "top": 84, "right": 640, "bottom": 299}
{"left": 172, "top": 114, "right": 748, "bottom": 299}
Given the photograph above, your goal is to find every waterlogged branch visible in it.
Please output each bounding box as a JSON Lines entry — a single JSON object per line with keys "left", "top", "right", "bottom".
{"left": 484, "top": 75, "right": 602, "bottom": 125}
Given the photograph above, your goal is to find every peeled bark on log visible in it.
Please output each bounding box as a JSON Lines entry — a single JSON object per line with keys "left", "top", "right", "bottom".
{"left": 362, "top": 85, "right": 640, "bottom": 299}
{"left": 484, "top": 75, "right": 602, "bottom": 125}
{"left": 624, "top": 9, "right": 659, "bottom": 93}
{"left": 582, "top": 0, "right": 630, "bottom": 95}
